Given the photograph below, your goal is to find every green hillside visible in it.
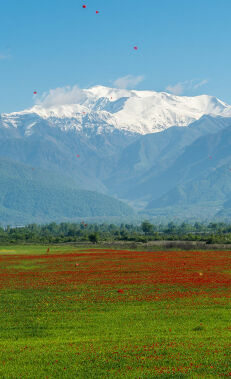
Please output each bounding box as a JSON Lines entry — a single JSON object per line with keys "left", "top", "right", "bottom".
{"left": 0, "top": 159, "right": 135, "bottom": 225}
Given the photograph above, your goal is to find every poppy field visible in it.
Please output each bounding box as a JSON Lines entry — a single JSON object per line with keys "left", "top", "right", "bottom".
{"left": 0, "top": 245, "right": 230, "bottom": 378}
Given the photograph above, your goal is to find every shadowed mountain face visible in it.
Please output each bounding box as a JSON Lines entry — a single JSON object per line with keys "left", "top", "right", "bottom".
{"left": 0, "top": 114, "right": 139, "bottom": 194}
{"left": 145, "top": 125, "right": 231, "bottom": 219}
{"left": 1, "top": 107, "right": 231, "bottom": 223}
{"left": 103, "top": 116, "right": 231, "bottom": 200}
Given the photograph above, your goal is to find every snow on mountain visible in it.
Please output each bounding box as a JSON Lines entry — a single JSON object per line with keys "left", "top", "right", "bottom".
{"left": 2, "top": 86, "right": 231, "bottom": 135}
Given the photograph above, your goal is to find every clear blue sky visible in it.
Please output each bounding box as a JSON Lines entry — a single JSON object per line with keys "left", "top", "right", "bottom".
{"left": 1, "top": 0, "right": 231, "bottom": 113}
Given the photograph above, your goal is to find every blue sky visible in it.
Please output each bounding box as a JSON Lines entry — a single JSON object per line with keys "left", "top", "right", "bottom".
{"left": 1, "top": 0, "right": 231, "bottom": 113}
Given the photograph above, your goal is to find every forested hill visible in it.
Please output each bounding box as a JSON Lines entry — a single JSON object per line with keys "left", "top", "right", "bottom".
{"left": 0, "top": 158, "right": 135, "bottom": 225}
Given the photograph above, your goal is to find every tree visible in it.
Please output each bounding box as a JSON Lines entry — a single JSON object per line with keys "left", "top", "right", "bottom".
{"left": 88, "top": 233, "right": 99, "bottom": 244}
{"left": 120, "top": 230, "right": 129, "bottom": 240}
{"left": 141, "top": 221, "right": 153, "bottom": 235}
{"left": 166, "top": 222, "right": 177, "bottom": 233}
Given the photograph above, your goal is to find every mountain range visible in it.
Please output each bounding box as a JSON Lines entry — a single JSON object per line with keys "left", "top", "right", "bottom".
{"left": 1, "top": 85, "right": 231, "bottom": 224}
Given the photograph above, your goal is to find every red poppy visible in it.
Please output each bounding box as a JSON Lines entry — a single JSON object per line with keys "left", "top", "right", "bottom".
{"left": 117, "top": 289, "right": 124, "bottom": 293}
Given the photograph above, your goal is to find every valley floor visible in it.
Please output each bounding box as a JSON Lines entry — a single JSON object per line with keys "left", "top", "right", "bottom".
{"left": 0, "top": 245, "right": 230, "bottom": 378}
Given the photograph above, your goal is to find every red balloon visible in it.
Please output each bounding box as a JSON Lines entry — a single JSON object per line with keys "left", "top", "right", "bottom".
{"left": 82, "top": 5, "right": 86, "bottom": 8}
{"left": 76, "top": 154, "right": 80, "bottom": 158}
{"left": 134, "top": 46, "right": 138, "bottom": 50}
{"left": 33, "top": 91, "right": 37, "bottom": 94}
{"left": 96, "top": 11, "right": 99, "bottom": 14}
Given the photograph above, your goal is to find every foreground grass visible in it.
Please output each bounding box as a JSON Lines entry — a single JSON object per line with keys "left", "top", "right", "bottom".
{"left": 0, "top": 246, "right": 230, "bottom": 378}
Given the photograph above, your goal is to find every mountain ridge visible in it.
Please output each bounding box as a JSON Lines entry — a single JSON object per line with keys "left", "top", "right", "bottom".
{"left": 1, "top": 88, "right": 231, "bottom": 223}
{"left": 2, "top": 86, "right": 231, "bottom": 135}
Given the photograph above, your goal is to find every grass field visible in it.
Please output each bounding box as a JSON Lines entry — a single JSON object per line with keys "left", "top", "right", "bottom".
{"left": 0, "top": 245, "right": 230, "bottom": 378}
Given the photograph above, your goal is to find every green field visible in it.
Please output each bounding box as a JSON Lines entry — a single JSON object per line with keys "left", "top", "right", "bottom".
{"left": 0, "top": 245, "right": 230, "bottom": 378}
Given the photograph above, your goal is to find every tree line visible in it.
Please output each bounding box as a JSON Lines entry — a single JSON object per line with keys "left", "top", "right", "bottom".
{"left": 1, "top": 221, "right": 231, "bottom": 244}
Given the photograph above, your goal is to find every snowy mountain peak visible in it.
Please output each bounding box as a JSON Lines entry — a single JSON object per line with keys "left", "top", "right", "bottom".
{"left": 2, "top": 86, "right": 231, "bottom": 135}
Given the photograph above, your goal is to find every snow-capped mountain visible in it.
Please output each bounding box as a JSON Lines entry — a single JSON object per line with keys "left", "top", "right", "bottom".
{"left": 1, "top": 85, "right": 231, "bottom": 223}
{"left": 2, "top": 86, "right": 231, "bottom": 135}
